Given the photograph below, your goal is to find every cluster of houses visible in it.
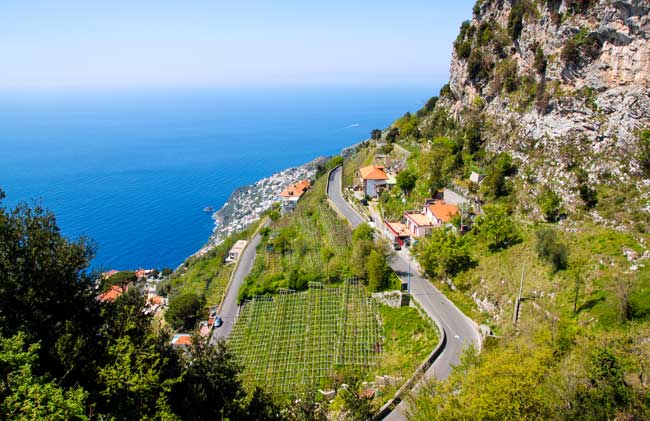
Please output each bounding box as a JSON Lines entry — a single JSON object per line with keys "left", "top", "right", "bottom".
{"left": 356, "top": 162, "right": 478, "bottom": 248}
{"left": 97, "top": 269, "right": 168, "bottom": 315}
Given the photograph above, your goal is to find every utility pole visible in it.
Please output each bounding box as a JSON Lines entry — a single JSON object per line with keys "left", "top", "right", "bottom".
{"left": 408, "top": 258, "right": 411, "bottom": 292}
{"left": 513, "top": 266, "right": 525, "bottom": 328}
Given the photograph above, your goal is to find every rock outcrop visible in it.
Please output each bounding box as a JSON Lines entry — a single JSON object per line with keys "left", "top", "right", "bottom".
{"left": 433, "top": 0, "right": 650, "bottom": 196}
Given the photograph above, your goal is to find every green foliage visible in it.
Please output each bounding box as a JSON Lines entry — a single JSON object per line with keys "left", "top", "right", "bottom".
{"left": 562, "top": 28, "right": 602, "bottom": 67}
{"left": 476, "top": 204, "right": 520, "bottom": 251}
{"left": 415, "top": 228, "right": 474, "bottom": 278}
{"left": 339, "top": 377, "right": 375, "bottom": 420}
{"left": 537, "top": 186, "right": 563, "bottom": 222}
{"left": 416, "top": 96, "right": 438, "bottom": 118}
{"left": 367, "top": 250, "right": 391, "bottom": 292}
{"left": 534, "top": 45, "right": 547, "bottom": 74}
{"left": 103, "top": 270, "right": 137, "bottom": 289}
{"left": 325, "top": 156, "right": 344, "bottom": 170}
{"left": 0, "top": 333, "right": 88, "bottom": 421}
{"left": 352, "top": 223, "right": 374, "bottom": 242}
{"left": 637, "top": 129, "right": 650, "bottom": 177}
{"left": 161, "top": 267, "right": 173, "bottom": 277}
{"left": 507, "top": 1, "right": 526, "bottom": 41}
{"left": 396, "top": 169, "right": 417, "bottom": 195}
{"left": 386, "top": 127, "right": 400, "bottom": 143}
{"left": 370, "top": 129, "right": 382, "bottom": 141}
{"left": 575, "top": 168, "right": 598, "bottom": 209}
{"left": 535, "top": 227, "right": 568, "bottom": 271}
{"left": 467, "top": 49, "right": 493, "bottom": 83}
{"left": 165, "top": 292, "right": 204, "bottom": 330}
{"left": 493, "top": 58, "right": 519, "bottom": 94}
{"left": 481, "top": 153, "right": 516, "bottom": 199}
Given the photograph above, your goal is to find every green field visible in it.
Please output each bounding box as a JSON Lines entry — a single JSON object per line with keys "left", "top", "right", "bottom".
{"left": 228, "top": 279, "right": 381, "bottom": 395}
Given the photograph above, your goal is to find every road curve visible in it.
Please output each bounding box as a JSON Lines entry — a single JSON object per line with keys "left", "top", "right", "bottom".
{"left": 211, "top": 228, "right": 264, "bottom": 343}
{"left": 327, "top": 165, "right": 482, "bottom": 420}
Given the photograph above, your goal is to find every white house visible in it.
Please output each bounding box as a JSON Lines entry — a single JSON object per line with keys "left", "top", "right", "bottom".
{"left": 403, "top": 211, "right": 434, "bottom": 238}
{"left": 359, "top": 165, "right": 389, "bottom": 198}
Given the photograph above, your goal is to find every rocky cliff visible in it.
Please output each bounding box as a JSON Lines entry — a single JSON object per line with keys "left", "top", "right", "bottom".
{"left": 431, "top": 0, "right": 650, "bottom": 205}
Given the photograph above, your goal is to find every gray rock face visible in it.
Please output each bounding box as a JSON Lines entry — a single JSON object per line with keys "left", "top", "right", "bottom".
{"left": 438, "top": 0, "right": 650, "bottom": 196}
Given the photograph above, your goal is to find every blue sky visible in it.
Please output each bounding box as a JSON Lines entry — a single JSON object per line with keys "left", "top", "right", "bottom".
{"left": 1, "top": 0, "right": 475, "bottom": 90}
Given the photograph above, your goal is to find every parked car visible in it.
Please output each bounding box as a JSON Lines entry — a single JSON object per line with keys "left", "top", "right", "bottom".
{"left": 214, "top": 316, "right": 223, "bottom": 328}
{"left": 368, "top": 216, "right": 374, "bottom": 222}
{"left": 393, "top": 242, "right": 401, "bottom": 251}
{"left": 360, "top": 198, "right": 368, "bottom": 206}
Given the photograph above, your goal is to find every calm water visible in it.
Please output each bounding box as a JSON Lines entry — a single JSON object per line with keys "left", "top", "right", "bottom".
{"left": 0, "top": 85, "right": 435, "bottom": 270}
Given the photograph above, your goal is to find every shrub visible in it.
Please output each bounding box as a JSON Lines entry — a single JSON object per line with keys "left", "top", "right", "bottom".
{"left": 537, "top": 186, "right": 563, "bottom": 222}
{"left": 165, "top": 292, "right": 204, "bottom": 330}
{"left": 508, "top": 2, "right": 526, "bottom": 41}
{"left": 535, "top": 227, "right": 568, "bottom": 271}
{"left": 397, "top": 169, "right": 418, "bottom": 195}
{"left": 562, "top": 28, "right": 602, "bottom": 67}
{"left": 637, "top": 129, "right": 650, "bottom": 177}
{"left": 481, "top": 153, "right": 517, "bottom": 199}
{"left": 534, "top": 46, "right": 547, "bottom": 74}
{"left": 415, "top": 228, "right": 474, "bottom": 278}
{"left": 467, "top": 49, "right": 493, "bottom": 83}
{"left": 352, "top": 223, "right": 374, "bottom": 242}
{"left": 370, "top": 129, "right": 382, "bottom": 140}
{"left": 367, "top": 250, "right": 391, "bottom": 292}
{"left": 477, "top": 204, "right": 520, "bottom": 251}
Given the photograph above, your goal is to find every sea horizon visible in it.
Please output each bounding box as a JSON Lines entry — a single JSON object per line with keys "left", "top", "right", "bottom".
{"left": 0, "top": 84, "right": 439, "bottom": 270}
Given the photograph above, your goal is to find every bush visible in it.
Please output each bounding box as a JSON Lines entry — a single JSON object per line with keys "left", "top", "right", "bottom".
{"left": 535, "top": 227, "right": 568, "bottom": 271}
{"left": 352, "top": 223, "right": 374, "bottom": 242}
{"left": 481, "top": 153, "right": 517, "bottom": 199}
{"left": 415, "top": 228, "right": 474, "bottom": 278}
{"left": 367, "top": 250, "right": 391, "bottom": 292}
{"left": 508, "top": 2, "right": 526, "bottom": 41}
{"left": 477, "top": 204, "right": 520, "bottom": 251}
{"left": 467, "top": 50, "right": 493, "bottom": 83}
{"left": 534, "top": 46, "right": 547, "bottom": 74}
{"left": 537, "top": 186, "right": 563, "bottom": 222}
{"left": 637, "top": 129, "right": 650, "bottom": 177}
{"left": 396, "top": 169, "right": 418, "bottom": 195}
{"left": 165, "top": 292, "right": 204, "bottom": 330}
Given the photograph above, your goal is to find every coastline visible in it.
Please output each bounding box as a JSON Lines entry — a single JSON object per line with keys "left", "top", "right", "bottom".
{"left": 191, "top": 156, "right": 327, "bottom": 258}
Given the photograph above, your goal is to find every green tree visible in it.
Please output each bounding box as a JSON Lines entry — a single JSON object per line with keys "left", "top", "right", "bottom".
{"left": 352, "top": 223, "right": 374, "bottom": 242}
{"left": 481, "top": 153, "right": 516, "bottom": 199}
{"left": 476, "top": 204, "right": 520, "bottom": 251}
{"left": 637, "top": 129, "right": 650, "bottom": 177}
{"left": 171, "top": 337, "right": 248, "bottom": 420}
{"left": 367, "top": 250, "right": 390, "bottom": 291}
{"left": 165, "top": 293, "right": 204, "bottom": 330}
{"left": 370, "top": 129, "right": 382, "bottom": 140}
{"left": 535, "top": 227, "right": 568, "bottom": 272}
{"left": 396, "top": 169, "right": 418, "bottom": 196}
{"left": 103, "top": 270, "right": 137, "bottom": 290}
{"left": 350, "top": 240, "right": 373, "bottom": 280}
{"left": 415, "top": 228, "right": 473, "bottom": 278}
{"left": 339, "top": 377, "right": 374, "bottom": 421}
{"left": 0, "top": 333, "right": 88, "bottom": 421}
{"left": 537, "top": 186, "right": 563, "bottom": 222}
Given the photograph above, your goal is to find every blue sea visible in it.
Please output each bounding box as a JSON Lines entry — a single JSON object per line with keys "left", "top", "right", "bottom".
{"left": 0, "top": 85, "right": 435, "bottom": 270}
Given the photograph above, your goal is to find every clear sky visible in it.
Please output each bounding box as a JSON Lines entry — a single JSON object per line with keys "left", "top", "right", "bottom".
{"left": 1, "top": 0, "right": 475, "bottom": 91}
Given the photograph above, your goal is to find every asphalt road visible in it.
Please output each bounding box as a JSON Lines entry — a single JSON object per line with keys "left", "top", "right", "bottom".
{"left": 211, "top": 229, "right": 264, "bottom": 343}
{"left": 327, "top": 166, "right": 482, "bottom": 420}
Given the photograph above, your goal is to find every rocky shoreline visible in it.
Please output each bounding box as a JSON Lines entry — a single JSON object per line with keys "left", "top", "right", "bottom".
{"left": 192, "top": 156, "right": 327, "bottom": 257}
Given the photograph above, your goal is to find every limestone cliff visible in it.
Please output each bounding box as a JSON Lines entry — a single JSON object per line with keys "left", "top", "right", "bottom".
{"left": 430, "top": 0, "right": 650, "bottom": 203}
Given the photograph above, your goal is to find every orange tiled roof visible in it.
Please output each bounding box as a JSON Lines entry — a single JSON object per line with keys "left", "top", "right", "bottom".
{"left": 173, "top": 335, "right": 192, "bottom": 346}
{"left": 385, "top": 221, "right": 410, "bottom": 237}
{"left": 279, "top": 179, "right": 311, "bottom": 198}
{"left": 359, "top": 165, "right": 388, "bottom": 180}
{"left": 427, "top": 200, "right": 459, "bottom": 223}
{"left": 148, "top": 295, "right": 165, "bottom": 305}
{"left": 404, "top": 212, "right": 433, "bottom": 227}
{"left": 97, "top": 285, "right": 126, "bottom": 303}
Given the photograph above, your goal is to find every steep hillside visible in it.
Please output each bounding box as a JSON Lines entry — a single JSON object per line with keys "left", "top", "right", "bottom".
{"left": 425, "top": 0, "right": 650, "bottom": 215}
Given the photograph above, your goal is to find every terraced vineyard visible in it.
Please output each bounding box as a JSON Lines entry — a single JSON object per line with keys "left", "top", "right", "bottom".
{"left": 228, "top": 279, "right": 381, "bottom": 395}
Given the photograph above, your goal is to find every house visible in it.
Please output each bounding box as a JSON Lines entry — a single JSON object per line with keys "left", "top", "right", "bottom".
{"left": 384, "top": 220, "right": 410, "bottom": 247}
{"left": 171, "top": 333, "right": 192, "bottom": 349}
{"left": 424, "top": 200, "right": 459, "bottom": 226}
{"left": 441, "top": 188, "right": 470, "bottom": 207}
{"left": 199, "top": 321, "right": 211, "bottom": 337}
{"left": 278, "top": 179, "right": 311, "bottom": 212}
{"left": 97, "top": 285, "right": 127, "bottom": 303}
{"left": 359, "top": 165, "right": 389, "bottom": 198}
{"left": 135, "top": 268, "right": 153, "bottom": 279}
{"left": 470, "top": 171, "right": 485, "bottom": 184}
{"left": 226, "top": 240, "right": 248, "bottom": 262}
{"left": 403, "top": 211, "right": 434, "bottom": 238}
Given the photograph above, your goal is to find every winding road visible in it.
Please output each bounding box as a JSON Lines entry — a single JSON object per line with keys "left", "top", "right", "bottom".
{"left": 211, "top": 226, "right": 265, "bottom": 343}
{"left": 327, "top": 166, "right": 482, "bottom": 420}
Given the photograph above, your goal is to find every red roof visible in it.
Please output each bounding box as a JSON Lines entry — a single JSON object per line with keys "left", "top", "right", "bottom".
{"left": 97, "top": 285, "right": 126, "bottom": 303}
{"left": 384, "top": 221, "right": 410, "bottom": 237}
{"left": 280, "top": 179, "right": 311, "bottom": 198}
{"left": 427, "top": 200, "right": 459, "bottom": 223}
{"left": 359, "top": 165, "right": 388, "bottom": 180}
{"left": 174, "top": 335, "right": 192, "bottom": 346}
{"left": 404, "top": 212, "right": 434, "bottom": 227}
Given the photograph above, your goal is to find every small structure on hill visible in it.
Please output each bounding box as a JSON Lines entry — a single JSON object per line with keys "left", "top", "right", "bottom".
{"left": 403, "top": 199, "right": 460, "bottom": 238}
{"left": 384, "top": 220, "right": 410, "bottom": 247}
{"left": 97, "top": 285, "right": 127, "bottom": 303}
{"left": 359, "top": 165, "right": 389, "bottom": 198}
{"left": 227, "top": 240, "right": 248, "bottom": 262}
{"left": 278, "top": 179, "right": 311, "bottom": 213}
{"left": 469, "top": 171, "right": 485, "bottom": 184}
{"left": 171, "top": 333, "right": 192, "bottom": 349}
